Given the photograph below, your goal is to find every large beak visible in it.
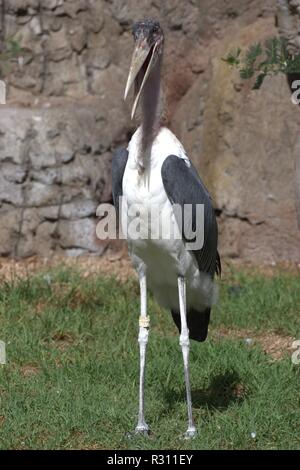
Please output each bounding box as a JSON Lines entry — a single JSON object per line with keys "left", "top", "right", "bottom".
{"left": 124, "top": 39, "right": 158, "bottom": 120}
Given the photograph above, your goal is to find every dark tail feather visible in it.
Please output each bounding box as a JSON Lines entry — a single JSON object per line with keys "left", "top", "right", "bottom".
{"left": 216, "top": 251, "right": 221, "bottom": 276}
{"left": 171, "top": 308, "right": 211, "bottom": 342}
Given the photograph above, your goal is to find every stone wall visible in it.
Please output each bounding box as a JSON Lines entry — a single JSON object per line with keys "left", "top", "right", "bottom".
{"left": 0, "top": 0, "right": 299, "bottom": 262}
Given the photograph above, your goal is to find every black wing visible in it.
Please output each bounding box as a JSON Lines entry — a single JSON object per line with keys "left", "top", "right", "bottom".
{"left": 111, "top": 147, "right": 128, "bottom": 213}
{"left": 161, "top": 154, "right": 221, "bottom": 278}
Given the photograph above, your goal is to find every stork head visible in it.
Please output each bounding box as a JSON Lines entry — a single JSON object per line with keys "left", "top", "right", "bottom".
{"left": 124, "top": 18, "right": 164, "bottom": 120}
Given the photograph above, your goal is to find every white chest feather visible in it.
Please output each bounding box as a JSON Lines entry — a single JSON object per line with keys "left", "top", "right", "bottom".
{"left": 122, "top": 126, "right": 188, "bottom": 242}
{"left": 121, "top": 126, "right": 214, "bottom": 311}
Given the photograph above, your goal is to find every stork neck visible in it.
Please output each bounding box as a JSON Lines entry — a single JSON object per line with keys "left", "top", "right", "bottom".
{"left": 139, "top": 57, "right": 162, "bottom": 172}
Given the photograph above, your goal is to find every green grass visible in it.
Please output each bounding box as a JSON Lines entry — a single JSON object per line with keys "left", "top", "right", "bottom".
{"left": 0, "top": 267, "right": 299, "bottom": 450}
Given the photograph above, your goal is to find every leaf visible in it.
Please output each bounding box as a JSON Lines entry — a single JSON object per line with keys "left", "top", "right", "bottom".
{"left": 286, "top": 54, "right": 300, "bottom": 74}
{"left": 240, "top": 67, "right": 255, "bottom": 79}
{"left": 252, "top": 73, "right": 267, "bottom": 90}
{"left": 264, "top": 37, "right": 281, "bottom": 64}
{"left": 245, "top": 43, "right": 263, "bottom": 66}
{"left": 222, "top": 48, "right": 241, "bottom": 66}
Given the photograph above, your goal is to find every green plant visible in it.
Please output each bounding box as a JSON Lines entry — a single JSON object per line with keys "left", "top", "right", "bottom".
{"left": 0, "top": 36, "right": 24, "bottom": 77}
{"left": 222, "top": 37, "right": 300, "bottom": 90}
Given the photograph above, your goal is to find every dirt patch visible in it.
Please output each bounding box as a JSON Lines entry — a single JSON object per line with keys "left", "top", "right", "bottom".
{"left": 0, "top": 251, "right": 135, "bottom": 284}
{"left": 21, "top": 364, "right": 41, "bottom": 377}
{"left": 0, "top": 253, "right": 299, "bottom": 285}
{"left": 213, "top": 327, "right": 295, "bottom": 360}
{"left": 232, "top": 382, "right": 247, "bottom": 399}
{"left": 50, "top": 332, "right": 75, "bottom": 351}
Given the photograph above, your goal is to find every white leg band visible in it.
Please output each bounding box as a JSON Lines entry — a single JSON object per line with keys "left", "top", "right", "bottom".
{"left": 139, "top": 316, "right": 150, "bottom": 328}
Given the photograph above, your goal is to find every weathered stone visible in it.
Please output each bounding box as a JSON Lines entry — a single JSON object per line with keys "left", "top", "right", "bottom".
{"left": 69, "top": 25, "right": 87, "bottom": 53}
{"left": 63, "top": 0, "right": 88, "bottom": 19}
{"left": 60, "top": 199, "right": 97, "bottom": 219}
{"left": 86, "top": 47, "right": 110, "bottom": 71}
{"left": 0, "top": 209, "right": 22, "bottom": 256}
{"left": 8, "top": 54, "right": 44, "bottom": 94}
{"left": 42, "top": 0, "right": 64, "bottom": 10}
{"left": 58, "top": 218, "right": 103, "bottom": 252}
{"left": 0, "top": 174, "right": 24, "bottom": 205}
{"left": 60, "top": 155, "right": 90, "bottom": 185}
{"left": 0, "top": 108, "right": 32, "bottom": 165}
{"left": 60, "top": 186, "right": 94, "bottom": 205}
{"left": 17, "top": 210, "right": 57, "bottom": 257}
{"left": 38, "top": 206, "right": 60, "bottom": 221}
{"left": 84, "top": 13, "right": 104, "bottom": 34}
{"left": 17, "top": 15, "right": 32, "bottom": 26}
{"left": 0, "top": 0, "right": 299, "bottom": 262}
{"left": 6, "top": 0, "right": 40, "bottom": 13}
{"left": 90, "top": 153, "right": 112, "bottom": 203}
{"left": 65, "top": 81, "right": 87, "bottom": 98}
{"left": 49, "top": 17, "right": 63, "bottom": 32}
{"left": 46, "top": 28, "right": 72, "bottom": 62}
{"left": 64, "top": 247, "right": 90, "bottom": 256}
{"left": 25, "top": 182, "right": 62, "bottom": 206}
{"left": 28, "top": 142, "right": 57, "bottom": 169}
{"left": 2, "top": 162, "right": 27, "bottom": 184}
{"left": 55, "top": 138, "right": 75, "bottom": 163}
{"left": 30, "top": 167, "right": 60, "bottom": 185}
{"left": 35, "top": 221, "right": 57, "bottom": 255}
{"left": 173, "top": 17, "right": 300, "bottom": 262}
{"left": 29, "top": 16, "right": 42, "bottom": 36}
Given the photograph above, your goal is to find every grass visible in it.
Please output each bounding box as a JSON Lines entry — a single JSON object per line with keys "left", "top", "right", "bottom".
{"left": 0, "top": 266, "right": 299, "bottom": 450}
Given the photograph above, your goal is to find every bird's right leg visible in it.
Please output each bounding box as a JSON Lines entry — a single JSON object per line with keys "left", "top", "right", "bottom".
{"left": 178, "top": 276, "right": 197, "bottom": 439}
{"left": 135, "top": 271, "right": 150, "bottom": 434}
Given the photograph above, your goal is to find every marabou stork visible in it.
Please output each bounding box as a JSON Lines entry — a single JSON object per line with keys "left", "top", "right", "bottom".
{"left": 112, "top": 18, "right": 220, "bottom": 438}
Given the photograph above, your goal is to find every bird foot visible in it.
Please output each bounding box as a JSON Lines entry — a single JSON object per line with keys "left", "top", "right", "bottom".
{"left": 126, "top": 423, "right": 150, "bottom": 439}
{"left": 182, "top": 426, "right": 197, "bottom": 440}
{"left": 135, "top": 423, "right": 150, "bottom": 436}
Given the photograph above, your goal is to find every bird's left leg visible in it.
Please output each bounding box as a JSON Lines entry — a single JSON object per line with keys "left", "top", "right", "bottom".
{"left": 135, "top": 271, "right": 150, "bottom": 434}
{"left": 178, "top": 276, "right": 197, "bottom": 439}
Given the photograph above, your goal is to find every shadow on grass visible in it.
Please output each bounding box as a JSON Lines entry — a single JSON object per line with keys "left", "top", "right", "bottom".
{"left": 163, "top": 370, "right": 247, "bottom": 413}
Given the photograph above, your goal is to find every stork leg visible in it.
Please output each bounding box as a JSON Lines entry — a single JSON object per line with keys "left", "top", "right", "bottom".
{"left": 135, "top": 271, "right": 150, "bottom": 434}
{"left": 178, "top": 276, "right": 197, "bottom": 439}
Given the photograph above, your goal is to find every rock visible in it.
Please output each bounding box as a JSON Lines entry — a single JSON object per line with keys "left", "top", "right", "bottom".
{"left": 42, "top": 0, "right": 63, "bottom": 10}
{"left": 6, "top": 0, "right": 40, "bottom": 13}
{"left": 38, "top": 206, "right": 60, "bottom": 221}
{"left": 2, "top": 162, "right": 27, "bottom": 184}
{"left": 0, "top": 174, "right": 24, "bottom": 205}
{"left": 60, "top": 156, "right": 90, "bottom": 185}
{"left": 16, "top": 206, "right": 60, "bottom": 257}
{"left": 55, "top": 138, "right": 75, "bottom": 164}
{"left": 1, "top": 0, "right": 299, "bottom": 262}
{"left": 46, "top": 28, "right": 72, "bottom": 62}
{"left": 0, "top": 209, "right": 22, "bottom": 256}
{"left": 63, "top": 0, "right": 88, "bottom": 19}
{"left": 29, "top": 16, "right": 42, "bottom": 36}
{"left": 60, "top": 199, "right": 97, "bottom": 219}
{"left": 28, "top": 142, "right": 57, "bottom": 169}
{"left": 173, "top": 16, "right": 300, "bottom": 262}
{"left": 58, "top": 218, "right": 104, "bottom": 253}
{"left": 30, "top": 168, "right": 60, "bottom": 185}
{"left": 35, "top": 221, "right": 57, "bottom": 256}
{"left": 69, "top": 25, "right": 87, "bottom": 53}
{"left": 25, "top": 182, "right": 62, "bottom": 206}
